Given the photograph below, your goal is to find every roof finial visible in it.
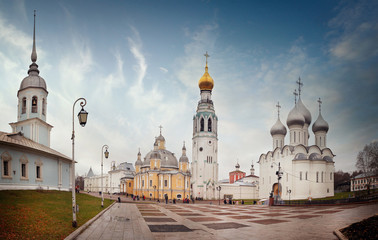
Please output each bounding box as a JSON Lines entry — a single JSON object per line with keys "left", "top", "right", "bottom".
{"left": 276, "top": 101, "right": 281, "bottom": 118}
{"left": 158, "top": 125, "right": 163, "bottom": 135}
{"left": 296, "top": 77, "right": 303, "bottom": 97}
{"left": 31, "top": 10, "right": 37, "bottom": 63}
{"left": 293, "top": 89, "right": 298, "bottom": 104}
{"left": 317, "top": 97, "right": 322, "bottom": 113}
{"left": 204, "top": 51, "right": 210, "bottom": 71}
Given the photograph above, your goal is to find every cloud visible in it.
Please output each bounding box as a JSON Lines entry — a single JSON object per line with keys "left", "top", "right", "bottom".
{"left": 159, "top": 67, "right": 168, "bottom": 73}
{"left": 328, "top": 1, "right": 378, "bottom": 62}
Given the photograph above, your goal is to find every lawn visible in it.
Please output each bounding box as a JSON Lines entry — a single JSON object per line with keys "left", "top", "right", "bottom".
{"left": 0, "top": 190, "right": 113, "bottom": 240}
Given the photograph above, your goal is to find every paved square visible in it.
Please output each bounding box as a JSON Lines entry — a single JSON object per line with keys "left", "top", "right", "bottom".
{"left": 204, "top": 222, "right": 249, "bottom": 230}
{"left": 73, "top": 200, "right": 378, "bottom": 240}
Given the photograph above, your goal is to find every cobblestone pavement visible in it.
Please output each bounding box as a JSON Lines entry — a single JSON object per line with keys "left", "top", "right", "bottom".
{"left": 74, "top": 201, "right": 378, "bottom": 240}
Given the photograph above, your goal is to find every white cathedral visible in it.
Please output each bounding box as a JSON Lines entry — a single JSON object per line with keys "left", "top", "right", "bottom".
{"left": 191, "top": 53, "right": 219, "bottom": 200}
{"left": 259, "top": 78, "right": 335, "bottom": 200}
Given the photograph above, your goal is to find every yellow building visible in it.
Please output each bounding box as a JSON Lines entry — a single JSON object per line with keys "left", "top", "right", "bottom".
{"left": 133, "top": 131, "right": 191, "bottom": 200}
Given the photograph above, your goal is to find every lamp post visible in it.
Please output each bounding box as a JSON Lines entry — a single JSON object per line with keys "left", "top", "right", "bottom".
{"left": 71, "top": 97, "right": 88, "bottom": 228}
{"left": 153, "top": 185, "right": 156, "bottom": 200}
{"left": 271, "top": 162, "right": 282, "bottom": 205}
{"left": 101, "top": 145, "right": 109, "bottom": 208}
{"left": 288, "top": 189, "right": 291, "bottom": 205}
{"left": 216, "top": 186, "right": 221, "bottom": 205}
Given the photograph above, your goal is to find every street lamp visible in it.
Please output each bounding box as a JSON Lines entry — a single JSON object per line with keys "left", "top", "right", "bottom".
{"left": 101, "top": 145, "right": 109, "bottom": 208}
{"left": 216, "top": 186, "right": 221, "bottom": 205}
{"left": 153, "top": 185, "right": 156, "bottom": 200}
{"left": 71, "top": 97, "right": 88, "bottom": 228}
{"left": 271, "top": 162, "right": 282, "bottom": 205}
{"left": 288, "top": 189, "right": 291, "bottom": 204}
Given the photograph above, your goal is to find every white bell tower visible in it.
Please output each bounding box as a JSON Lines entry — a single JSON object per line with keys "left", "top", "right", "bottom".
{"left": 191, "top": 52, "right": 218, "bottom": 200}
{"left": 9, "top": 11, "right": 52, "bottom": 147}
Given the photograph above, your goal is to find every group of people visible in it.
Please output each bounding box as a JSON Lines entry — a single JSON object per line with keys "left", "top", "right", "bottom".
{"left": 223, "top": 199, "right": 245, "bottom": 205}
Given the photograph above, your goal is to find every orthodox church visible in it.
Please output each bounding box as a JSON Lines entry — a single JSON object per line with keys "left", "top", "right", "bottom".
{"left": 259, "top": 78, "right": 335, "bottom": 200}
{"left": 0, "top": 13, "right": 72, "bottom": 191}
{"left": 133, "top": 130, "right": 191, "bottom": 200}
{"left": 191, "top": 53, "right": 219, "bottom": 200}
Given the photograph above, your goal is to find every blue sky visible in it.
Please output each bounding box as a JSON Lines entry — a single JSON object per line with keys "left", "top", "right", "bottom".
{"left": 0, "top": 0, "right": 377, "bottom": 179}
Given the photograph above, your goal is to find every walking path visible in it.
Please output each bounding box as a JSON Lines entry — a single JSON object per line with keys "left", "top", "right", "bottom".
{"left": 71, "top": 197, "right": 378, "bottom": 240}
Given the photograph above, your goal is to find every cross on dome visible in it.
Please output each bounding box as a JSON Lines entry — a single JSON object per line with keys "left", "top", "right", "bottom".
{"left": 296, "top": 77, "right": 303, "bottom": 97}
{"left": 293, "top": 89, "right": 298, "bottom": 104}
{"left": 204, "top": 51, "right": 210, "bottom": 65}
{"left": 158, "top": 125, "right": 163, "bottom": 135}
{"left": 276, "top": 101, "right": 281, "bottom": 118}
{"left": 317, "top": 98, "right": 322, "bottom": 113}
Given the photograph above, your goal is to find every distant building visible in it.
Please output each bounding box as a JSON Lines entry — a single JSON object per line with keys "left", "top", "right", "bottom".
{"left": 351, "top": 172, "right": 378, "bottom": 192}
{"left": 0, "top": 13, "right": 72, "bottom": 191}
{"left": 229, "top": 162, "right": 246, "bottom": 183}
{"left": 133, "top": 131, "right": 190, "bottom": 200}
{"left": 218, "top": 162, "right": 259, "bottom": 200}
{"left": 84, "top": 162, "right": 135, "bottom": 194}
{"left": 259, "top": 78, "right": 335, "bottom": 200}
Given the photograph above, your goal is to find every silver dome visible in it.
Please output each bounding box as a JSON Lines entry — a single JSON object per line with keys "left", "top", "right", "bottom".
{"left": 297, "top": 98, "right": 312, "bottom": 125}
{"left": 179, "top": 155, "right": 189, "bottom": 163}
{"left": 287, "top": 105, "right": 305, "bottom": 127}
{"left": 19, "top": 74, "right": 47, "bottom": 93}
{"left": 312, "top": 113, "right": 329, "bottom": 133}
{"left": 144, "top": 149, "right": 178, "bottom": 168}
{"left": 309, "top": 153, "right": 322, "bottom": 160}
{"left": 270, "top": 118, "right": 287, "bottom": 136}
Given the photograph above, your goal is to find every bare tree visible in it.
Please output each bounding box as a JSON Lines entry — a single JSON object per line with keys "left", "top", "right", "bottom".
{"left": 356, "top": 141, "right": 378, "bottom": 193}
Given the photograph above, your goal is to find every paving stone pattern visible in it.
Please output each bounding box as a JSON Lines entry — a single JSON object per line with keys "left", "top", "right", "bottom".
{"left": 74, "top": 201, "right": 378, "bottom": 240}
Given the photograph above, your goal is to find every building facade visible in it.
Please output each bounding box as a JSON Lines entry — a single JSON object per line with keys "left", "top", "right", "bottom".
{"left": 351, "top": 172, "right": 378, "bottom": 192}
{"left": 191, "top": 53, "right": 219, "bottom": 200}
{"left": 229, "top": 162, "right": 246, "bottom": 184}
{"left": 84, "top": 162, "right": 135, "bottom": 194}
{"left": 133, "top": 132, "right": 190, "bottom": 200}
{"left": 259, "top": 78, "right": 335, "bottom": 200}
{"left": 0, "top": 13, "right": 72, "bottom": 191}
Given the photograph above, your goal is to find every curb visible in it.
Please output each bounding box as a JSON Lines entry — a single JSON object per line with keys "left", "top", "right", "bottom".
{"left": 64, "top": 201, "right": 116, "bottom": 240}
{"left": 333, "top": 225, "right": 348, "bottom": 240}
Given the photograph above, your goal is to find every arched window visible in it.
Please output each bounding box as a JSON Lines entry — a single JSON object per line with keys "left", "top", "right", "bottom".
{"left": 208, "top": 118, "right": 212, "bottom": 132}
{"left": 42, "top": 98, "right": 45, "bottom": 115}
{"left": 22, "top": 97, "right": 27, "bottom": 114}
{"left": 32, "top": 96, "right": 38, "bottom": 113}
{"left": 200, "top": 118, "right": 204, "bottom": 131}
{"left": 316, "top": 172, "right": 319, "bottom": 183}
{"left": 305, "top": 171, "right": 308, "bottom": 180}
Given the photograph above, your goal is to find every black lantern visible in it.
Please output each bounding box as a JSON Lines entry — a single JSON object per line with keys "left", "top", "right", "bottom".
{"left": 104, "top": 149, "right": 109, "bottom": 159}
{"left": 77, "top": 107, "right": 88, "bottom": 127}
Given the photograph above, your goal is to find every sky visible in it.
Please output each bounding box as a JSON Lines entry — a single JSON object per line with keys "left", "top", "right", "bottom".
{"left": 0, "top": 0, "right": 377, "bottom": 180}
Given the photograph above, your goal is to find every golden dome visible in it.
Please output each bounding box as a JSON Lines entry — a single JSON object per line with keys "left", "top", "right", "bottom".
{"left": 198, "top": 63, "right": 214, "bottom": 91}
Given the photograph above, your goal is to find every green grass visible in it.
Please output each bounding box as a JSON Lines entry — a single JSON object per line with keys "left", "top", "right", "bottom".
{"left": 0, "top": 190, "right": 113, "bottom": 240}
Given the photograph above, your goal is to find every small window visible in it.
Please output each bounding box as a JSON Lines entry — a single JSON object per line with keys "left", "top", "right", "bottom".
{"left": 300, "top": 171, "right": 302, "bottom": 180}
{"left": 316, "top": 172, "right": 319, "bottom": 183}
{"left": 22, "top": 97, "right": 27, "bottom": 114}
{"left": 208, "top": 118, "right": 212, "bottom": 132}
{"left": 2, "top": 152, "right": 12, "bottom": 179}
{"left": 32, "top": 96, "right": 38, "bottom": 113}
{"left": 200, "top": 118, "right": 204, "bottom": 131}
{"left": 305, "top": 172, "right": 308, "bottom": 180}
{"left": 21, "top": 164, "right": 26, "bottom": 177}
{"left": 42, "top": 98, "right": 46, "bottom": 115}
{"left": 150, "top": 179, "right": 152, "bottom": 187}
{"left": 129, "top": 182, "right": 131, "bottom": 187}
{"left": 164, "top": 180, "right": 168, "bottom": 187}
{"left": 142, "top": 180, "right": 144, "bottom": 187}
{"left": 36, "top": 166, "right": 41, "bottom": 179}
{"left": 3, "top": 161, "right": 9, "bottom": 176}
{"left": 330, "top": 172, "right": 333, "bottom": 180}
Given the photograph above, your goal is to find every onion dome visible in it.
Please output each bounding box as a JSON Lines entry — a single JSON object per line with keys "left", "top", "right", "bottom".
{"left": 296, "top": 98, "right": 312, "bottom": 125}
{"left": 135, "top": 150, "right": 143, "bottom": 166}
{"left": 156, "top": 134, "right": 165, "bottom": 142}
{"left": 270, "top": 118, "right": 287, "bottom": 136}
{"left": 287, "top": 105, "right": 305, "bottom": 127}
{"left": 179, "top": 143, "right": 189, "bottom": 163}
{"left": 312, "top": 112, "right": 329, "bottom": 133}
{"left": 19, "top": 11, "right": 47, "bottom": 94}
{"left": 198, "top": 53, "right": 214, "bottom": 91}
{"left": 235, "top": 162, "right": 240, "bottom": 169}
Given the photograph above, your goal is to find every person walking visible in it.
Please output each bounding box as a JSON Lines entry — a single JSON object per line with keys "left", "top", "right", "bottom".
{"left": 165, "top": 194, "right": 168, "bottom": 204}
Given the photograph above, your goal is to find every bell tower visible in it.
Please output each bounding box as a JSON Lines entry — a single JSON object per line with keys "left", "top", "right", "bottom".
{"left": 9, "top": 11, "right": 52, "bottom": 147}
{"left": 191, "top": 52, "right": 219, "bottom": 200}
